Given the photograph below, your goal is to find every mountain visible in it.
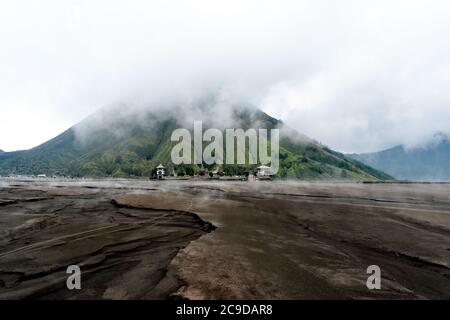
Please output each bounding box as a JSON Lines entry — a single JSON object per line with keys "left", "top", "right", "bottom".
{"left": 0, "top": 149, "right": 3, "bottom": 153}
{"left": 348, "top": 133, "right": 450, "bottom": 181}
{"left": 0, "top": 105, "right": 391, "bottom": 180}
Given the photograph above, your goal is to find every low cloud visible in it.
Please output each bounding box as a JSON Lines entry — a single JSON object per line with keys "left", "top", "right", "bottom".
{"left": 1, "top": 0, "right": 450, "bottom": 152}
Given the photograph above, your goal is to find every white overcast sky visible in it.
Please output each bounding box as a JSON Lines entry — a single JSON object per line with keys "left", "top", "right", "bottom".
{"left": 1, "top": 0, "right": 450, "bottom": 153}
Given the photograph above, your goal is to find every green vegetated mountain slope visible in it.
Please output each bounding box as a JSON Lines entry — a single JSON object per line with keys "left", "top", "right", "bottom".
{"left": 348, "top": 133, "right": 450, "bottom": 181}
{"left": 0, "top": 105, "right": 392, "bottom": 180}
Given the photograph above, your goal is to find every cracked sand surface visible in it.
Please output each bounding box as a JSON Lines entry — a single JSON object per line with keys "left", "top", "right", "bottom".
{"left": 1, "top": 179, "right": 450, "bottom": 299}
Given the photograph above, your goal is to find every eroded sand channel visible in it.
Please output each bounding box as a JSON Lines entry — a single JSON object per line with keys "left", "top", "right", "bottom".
{"left": 0, "top": 179, "right": 213, "bottom": 299}
{"left": 1, "top": 178, "right": 450, "bottom": 299}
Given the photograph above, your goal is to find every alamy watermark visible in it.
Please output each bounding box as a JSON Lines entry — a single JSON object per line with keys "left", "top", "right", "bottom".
{"left": 63, "top": 264, "right": 380, "bottom": 292}
{"left": 366, "top": 265, "right": 381, "bottom": 290}
{"left": 170, "top": 121, "right": 279, "bottom": 174}
{"left": 66, "top": 265, "right": 81, "bottom": 290}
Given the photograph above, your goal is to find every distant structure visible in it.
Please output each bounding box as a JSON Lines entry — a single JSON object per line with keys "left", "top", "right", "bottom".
{"left": 156, "top": 164, "right": 165, "bottom": 179}
{"left": 256, "top": 165, "right": 272, "bottom": 180}
{"left": 37, "top": 174, "right": 47, "bottom": 178}
{"left": 211, "top": 166, "right": 219, "bottom": 178}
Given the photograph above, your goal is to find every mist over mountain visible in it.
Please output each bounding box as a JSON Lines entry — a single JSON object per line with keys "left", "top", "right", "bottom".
{"left": 348, "top": 133, "right": 450, "bottom": 181}
{"left": 0, "top": 102, "right": 390, "bottom": 180}
{"left": 2, "top": 2, "right": 450, "bottom": 153}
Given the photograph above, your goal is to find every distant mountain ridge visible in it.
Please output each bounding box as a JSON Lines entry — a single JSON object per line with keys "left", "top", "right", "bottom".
{"left": 0, "top": 104, "right": 391, "bottom": 180}
{"left": 348, "top": 133, "right": 450, "bottom": 181}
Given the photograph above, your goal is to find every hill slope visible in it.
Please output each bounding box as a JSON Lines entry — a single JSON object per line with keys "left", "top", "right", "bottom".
{"left": 0, "top": 105, "right": 391, "bottom": 180}
{"left": 348, "top": 133, "right": 450, "bottom": 181}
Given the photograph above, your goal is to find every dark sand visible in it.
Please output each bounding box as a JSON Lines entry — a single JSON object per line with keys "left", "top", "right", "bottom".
{"left": 0, "top": 178, "right": 449, "bottom": 299}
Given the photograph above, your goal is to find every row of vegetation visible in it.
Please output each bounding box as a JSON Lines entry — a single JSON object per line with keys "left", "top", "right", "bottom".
{"left": 0, "top": 143, "right": 390, "bottom": 181}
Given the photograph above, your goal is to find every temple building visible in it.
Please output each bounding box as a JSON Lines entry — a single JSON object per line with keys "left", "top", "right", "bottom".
{"left": 156, "top": 164, "right": 165, "bottom": 179}
{"left": 256, "top": 165, "right": 272, "bottom": 180}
